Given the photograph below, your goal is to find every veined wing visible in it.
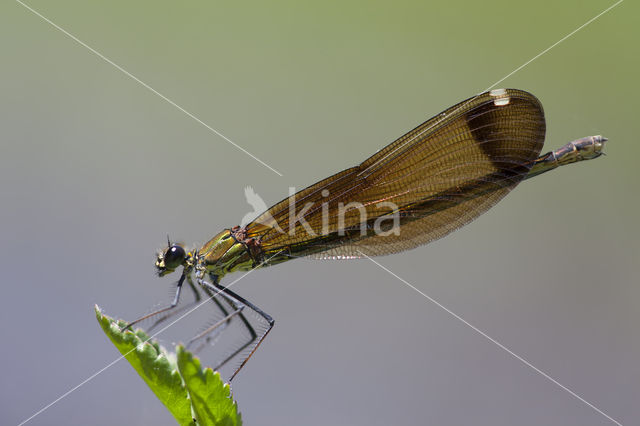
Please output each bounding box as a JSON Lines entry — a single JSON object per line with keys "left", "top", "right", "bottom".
{"left": 246, "top": 89, "right": 545, "bottom": 259}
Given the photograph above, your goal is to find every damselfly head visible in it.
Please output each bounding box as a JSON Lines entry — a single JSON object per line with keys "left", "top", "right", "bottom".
{"left": 156, "top": 244, "right": 186, "bottom": 276}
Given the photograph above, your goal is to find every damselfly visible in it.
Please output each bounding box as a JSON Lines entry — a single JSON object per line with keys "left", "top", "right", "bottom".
{"left": 125, "top": 88, "right": 607, "bottom": 380}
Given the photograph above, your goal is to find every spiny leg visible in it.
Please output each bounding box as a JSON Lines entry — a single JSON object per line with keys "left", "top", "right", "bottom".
{"left": 187, "top": 283, "right": 239, "bottom": 353}
{"left": 123, "top": 271, "right": 187, "bottom": 331}
{"left": 187, "top": 304, "right": 245, "bottom": 352}
{"left": 138, "top": 274, "right": 238, "bottom": 336}
{"left": 146, "top": 275, "right": 203, "bottom": 333}
{"left": 196, "top": 276, "right": 274, "bottom": 381}
{"left": 187, "top": 277, "right": 256, "bottom": 368}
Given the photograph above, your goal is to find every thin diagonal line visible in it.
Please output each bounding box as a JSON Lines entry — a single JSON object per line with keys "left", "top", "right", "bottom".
{"left": 359, "top": 0, "right": 623, "bottom": 178}
{"left": 484, "top": 0, "right": 624, "bottom": 92}
{"left": 15, "top": 0, "right": 284, "bottom": 177}
{"left": 17, "top": 250, "right": 283, "bottom": 426}
{"left": 16, "top": 349, "right": 132, "bottom": 426}
{"left": 359, "top": 252, "right": 622, "bottom": 426}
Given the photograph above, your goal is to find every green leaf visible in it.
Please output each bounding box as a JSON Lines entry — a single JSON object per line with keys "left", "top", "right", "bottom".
{"left": 95, "top": 305, "right": 242, "bottom": 426}
{"left": 95, "top": 305, "right": 193, "bottom": 425}
{"left": 177, "top": 346, "right": 242, "bottom": 426}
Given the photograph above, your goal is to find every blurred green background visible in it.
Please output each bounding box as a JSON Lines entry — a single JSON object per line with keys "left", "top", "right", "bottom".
{"left": 1, "top": 1, "right": 638, "bottom": 425}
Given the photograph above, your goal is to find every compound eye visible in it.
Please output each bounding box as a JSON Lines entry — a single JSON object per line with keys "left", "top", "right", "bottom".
{"left": 164, "top": 245, "right": 186, "bottom": 270}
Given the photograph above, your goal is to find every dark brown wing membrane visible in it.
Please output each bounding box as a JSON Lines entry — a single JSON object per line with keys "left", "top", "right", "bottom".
{"left": 246, "top": 89, "right": 545, "bottom": 259}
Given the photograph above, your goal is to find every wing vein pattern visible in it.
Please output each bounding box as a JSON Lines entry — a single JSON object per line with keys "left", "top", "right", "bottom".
{"left": 245, "top": 89, "right": 545, "bottom": 260}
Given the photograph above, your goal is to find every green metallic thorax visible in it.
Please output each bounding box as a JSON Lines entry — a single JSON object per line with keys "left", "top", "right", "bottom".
{"left": 196, "top": 229, "right": 255, "bottom": 280}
